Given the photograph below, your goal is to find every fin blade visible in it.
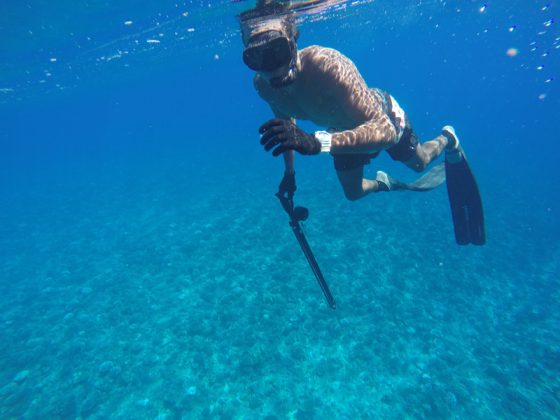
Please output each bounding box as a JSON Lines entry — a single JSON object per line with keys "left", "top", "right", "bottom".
{"left": 445, "top": 151, "right": 486, "bottom": 245}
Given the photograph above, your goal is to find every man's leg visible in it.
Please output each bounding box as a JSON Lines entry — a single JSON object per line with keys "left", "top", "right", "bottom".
{"left": 403, "top": 134, "right": 448, "bottom": 172}
{"left": 336, "top": 166, "right": 383, "bottom": 201}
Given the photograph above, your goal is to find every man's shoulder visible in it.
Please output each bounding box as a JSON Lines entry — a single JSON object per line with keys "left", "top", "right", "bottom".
{"left": 300, "top": 45, "right": 354, "bottom": 72}
{"left": 300, "top": 46, "right": 349, "bottom": 62}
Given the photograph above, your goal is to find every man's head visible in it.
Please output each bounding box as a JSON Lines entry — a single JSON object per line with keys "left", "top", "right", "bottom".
{"left": 239, "top": 1, "right": 300, "bottom": 87}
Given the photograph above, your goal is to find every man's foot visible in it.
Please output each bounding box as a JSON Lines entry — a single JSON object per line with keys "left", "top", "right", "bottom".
{"left": 376, "top": 171, "right": 393, "bottom": 191}
{"left": 442, "top": 125, "right": 464, "bottom": 164}
{"left": 442, "top": 125, "right": 460, "bottom": 151}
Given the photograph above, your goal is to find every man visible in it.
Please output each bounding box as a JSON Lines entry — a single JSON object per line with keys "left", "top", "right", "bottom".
{"left": 240, "top": 2, "right": 485, "bottom": 244}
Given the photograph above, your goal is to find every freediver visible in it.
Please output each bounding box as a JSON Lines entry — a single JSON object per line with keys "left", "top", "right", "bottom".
{"left": 240, "top": 0, "right": 485, "bottom": 245}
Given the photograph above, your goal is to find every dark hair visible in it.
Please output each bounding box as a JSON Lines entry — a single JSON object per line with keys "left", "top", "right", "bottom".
{"left": 238, "top": 1, "right": 299, "bottom": 45}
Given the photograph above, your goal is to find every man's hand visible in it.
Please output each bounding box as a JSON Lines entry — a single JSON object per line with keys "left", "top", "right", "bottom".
{"left": 259, "top": 119, "right": 321, "bottom": 156}
{"left": 278, "top": 171, "right": 296, "bottom": 200}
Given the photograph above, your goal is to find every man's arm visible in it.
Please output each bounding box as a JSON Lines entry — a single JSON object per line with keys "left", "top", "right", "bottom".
{"left": 330, "top": 114, "right": 397, "bottom": 154}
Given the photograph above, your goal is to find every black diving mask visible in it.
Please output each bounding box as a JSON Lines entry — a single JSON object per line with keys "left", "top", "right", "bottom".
{"left": 243, "top": 31, "right": 294, "bottom": 72}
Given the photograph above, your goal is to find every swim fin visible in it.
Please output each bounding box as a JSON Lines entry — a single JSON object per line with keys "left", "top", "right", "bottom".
{"left": 445, "top": 146, "right": 486, "bottom": 245}
{"left": 376, "top": 162, "right": 446, "bottom": 192}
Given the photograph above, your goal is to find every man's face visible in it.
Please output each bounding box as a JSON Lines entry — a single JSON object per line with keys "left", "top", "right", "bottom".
{"left": 243, "top": 31, "right": 293, "bottom": 71}
{"left": 259, "top": 61, "right": 291, "bottom": 80}
{"left": 242, "top": 29, "right": 298, "bottom": 87}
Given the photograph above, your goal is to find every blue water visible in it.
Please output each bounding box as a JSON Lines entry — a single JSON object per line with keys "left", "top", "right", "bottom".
{"left": 1, "top": 1, "right": 559, "bottom": 418}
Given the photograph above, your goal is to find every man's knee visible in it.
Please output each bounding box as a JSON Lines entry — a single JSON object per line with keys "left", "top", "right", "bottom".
{"left": 336, "top": 167, "right": 366, "bottom": 201}
{"left": 405, "top": 152, "right": 429, "bottom": 172}
{"left": 343, "top": 188, "right": 364, "bottom": 201}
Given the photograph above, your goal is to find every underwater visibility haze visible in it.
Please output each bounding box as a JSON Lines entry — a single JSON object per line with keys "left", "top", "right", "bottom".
{"left": 1, "top": 0, "right": 560, "bottom": 417}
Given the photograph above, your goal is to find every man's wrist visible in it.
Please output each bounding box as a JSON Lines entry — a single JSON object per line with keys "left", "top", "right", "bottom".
{"left": 314, "top": 131, "right": 332, "bottom": 153}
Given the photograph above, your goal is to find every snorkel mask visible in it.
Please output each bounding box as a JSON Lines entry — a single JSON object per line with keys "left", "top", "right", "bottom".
{"left": 239, "top": 2, "right": 299, "bottom": 87}
{"left": 243, "top": 30, "right": 294, "bottom": 72}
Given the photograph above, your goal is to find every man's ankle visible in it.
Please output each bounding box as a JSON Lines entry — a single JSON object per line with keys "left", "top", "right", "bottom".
{"left": 375, "top": 171, "right": 391, "bottom": 191}
{"left": 443, "top": 133, "right": 457, "bottom": 151}
{"left": 376, "top": 180, "right": 390, "bottom": 192}
{"left": 442, "top": 126, "right": 459, "bottom": 151}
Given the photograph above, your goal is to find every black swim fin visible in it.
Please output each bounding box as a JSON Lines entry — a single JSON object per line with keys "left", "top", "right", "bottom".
{"left": 445, "top": 146, "right": 486, "bottom": 245}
